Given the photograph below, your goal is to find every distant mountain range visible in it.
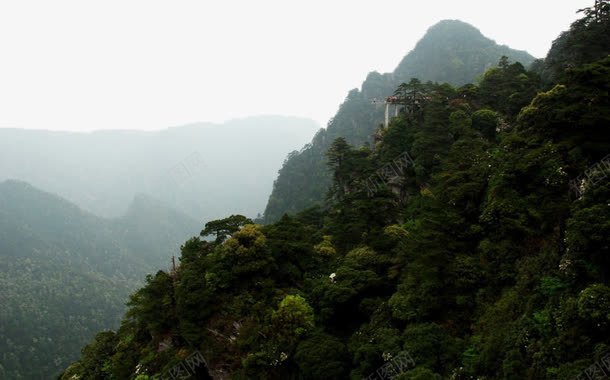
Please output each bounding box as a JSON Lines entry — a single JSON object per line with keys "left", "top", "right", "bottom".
{"left": 0, "top": 115, "right": 320, "bottom": 222}
{"left": 263, "top": 20, "right": 535, "bottom": 222}
{"left": 0, "top": 180, "right": 199, "bottom": 379}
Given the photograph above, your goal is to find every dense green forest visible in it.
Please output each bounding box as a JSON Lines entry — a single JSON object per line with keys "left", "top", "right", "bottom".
{"left": 262, "top": 20, "right": 535, "bottom": 224}
{"left": 0, "top": 181, "right": 199, "bottom": 379}
{"left": 63, "top": 2, "right": 610, "bottom": 379}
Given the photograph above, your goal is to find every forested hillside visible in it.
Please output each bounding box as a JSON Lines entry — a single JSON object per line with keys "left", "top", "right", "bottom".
{"left": 263, "top": 20, "right": 535, "bottom": 223}
{"left": 0, "top": 181, "right": 199, "bottom": 379}
{"left": 64, "top": 2, "right": 610, "bottom": 379}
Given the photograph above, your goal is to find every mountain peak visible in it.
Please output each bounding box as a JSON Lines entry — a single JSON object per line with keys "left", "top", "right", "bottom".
{"left": 264, "top": 20, "right": 536, "bottom": 222}
{"left": 393, "top": 20, "right": 535, "bottom": 85}
{"left": 428, "top": 19, "right": 484, "bottom": 33}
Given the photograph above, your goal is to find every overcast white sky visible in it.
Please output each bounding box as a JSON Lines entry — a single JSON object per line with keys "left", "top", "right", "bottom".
{"left": 0, "top": 0, "right": 591, "bottom": 132}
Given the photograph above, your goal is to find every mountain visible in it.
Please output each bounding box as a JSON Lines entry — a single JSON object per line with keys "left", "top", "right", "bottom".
{"left": 0, "top": 180, "right": 199, "bottom": 379}
{"left": 393, "top": 20, "right": 535, "bottom": 85}
{"left": 63, "top": 4, "right": 610, "bottom": 379}
{"left": 539, "top": 3, "right": 610, "bottom": 84}
{"left": 263, "top": 20, "right": 535, "bottom": 223}
{"left": 0, "top": 115, "right": 319, "bottom": 222}
{"left": 114, "top": 193, "right": 201, "bottom": 264}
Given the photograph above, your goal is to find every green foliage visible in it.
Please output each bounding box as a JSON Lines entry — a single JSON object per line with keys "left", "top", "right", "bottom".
{"left": 0, "top": 182, "right": 194, "bottom": 379}
{"left": 263, "top": 20, "right": 535, "bottom": 224}
{"left": 478, "top": 57, "right": 541, "bottom": 118}
{"left": 126, "top": 271, "right": 177, "bottom": 335}
{"left": 472, "top": 108, "right": 499, "bottom": 140}
{"left": 294, "top": 332, "right": 349, "bottom": 379}
{"left": 540, "top": 276, "right": 568, "bottom": 296}
{"left": 272, "top": 295, "right": 315, "bottom": 341}
{"left": 201, "top": 214, "right": 253, "bottom": 244}
{"left": 72, "top": 331, "right": 117, "bottom": 380}
{"left": 577, "top": 284, "right": 610, "bottom": 324}
{"left": 402, "top": 323, "right": 459, "bottom": 375}
{"left": 220, "top": 224, "right": 274, "bottom": 277}
{"left": 67, "top": 5, "right": 610, "bottom": 378}
{"left": 541, "top": 0, "right": 610, "bottom": 84}
{"left": 313, "top": 235, "right": 337, "bottom": 256}
{"left": 566, "top": 178, "right": 610, "bottom": 283}
{"left": 395, "top": 367, "right": 442, "bottom": 380}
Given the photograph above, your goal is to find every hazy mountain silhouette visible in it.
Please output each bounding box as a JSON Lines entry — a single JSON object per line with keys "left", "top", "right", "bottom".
{"left": 0, "top": 115, "right": 319, "bottom": 222}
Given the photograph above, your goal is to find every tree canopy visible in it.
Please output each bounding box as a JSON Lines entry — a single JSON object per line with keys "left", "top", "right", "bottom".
{"left": 62, "top": 4, "right": 610, "bottom": 379}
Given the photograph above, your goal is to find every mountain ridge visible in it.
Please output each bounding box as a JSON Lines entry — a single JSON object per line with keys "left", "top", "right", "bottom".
{"left": 263, "top": 19, "right": 535, "bottom": 222}
{"left": 0, "top": 180, "right": 200, "bottom": 379}
{"left": 394, "top": 19, "right": 535, "bottom": 84}
{"left": 0, "top": 115, "right": 320, "bottom": 221}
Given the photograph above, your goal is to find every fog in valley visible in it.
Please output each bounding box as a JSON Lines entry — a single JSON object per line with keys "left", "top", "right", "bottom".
{"left": 1, "top": 1, "right": 608, "bottom": 379}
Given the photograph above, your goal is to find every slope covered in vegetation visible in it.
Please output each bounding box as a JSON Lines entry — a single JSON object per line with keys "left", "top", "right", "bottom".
{"left": 64, "top": 3, "right": 610, "bottom": 379}
{"left": 0, "top": 181, "right": 199, "bottom": 379}
{"left": 263, "top": 20, "right": 535, "bottom": 223}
